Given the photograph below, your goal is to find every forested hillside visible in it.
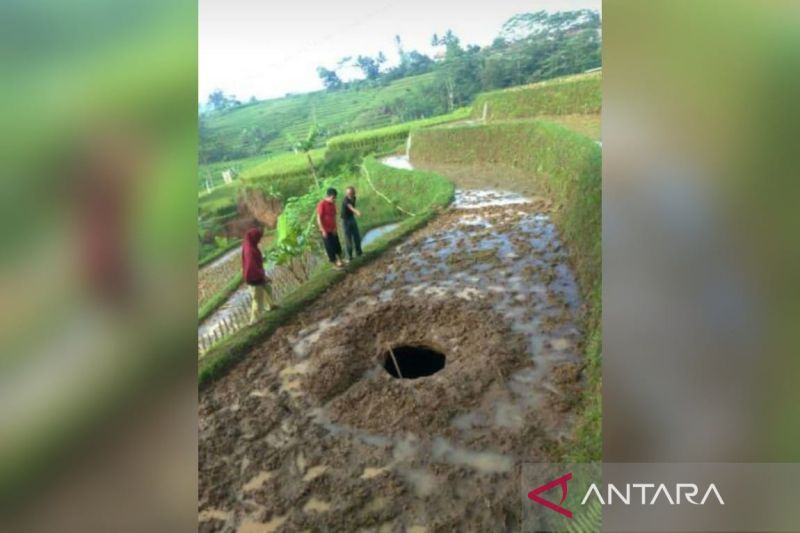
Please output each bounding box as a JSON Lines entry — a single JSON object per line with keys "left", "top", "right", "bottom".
{"left": 199, "top": 9, "right": 601, "bottom": 165}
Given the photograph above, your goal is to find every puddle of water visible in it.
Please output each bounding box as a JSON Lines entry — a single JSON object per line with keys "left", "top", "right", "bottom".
{"left": 201, "top": 247, "right": 239, "bottom": 272}
{"left": 393, "top": 434, "right": 420, "bottom": 463}
{"left": 381, "top": 155, "right": 413, "bottom": 170}
{"left": 362, "top": 223, "right": 401, "bottom": 248}
{"left": 494, "top": 402, "right": 524, "bottom": 429}
{"left": 431, "top": 438, "right": 513, "bottom": 474}
{"left": 454, "top": 189, "right": 530, "bottom": 210}
{"left": 401, "top": 468, "right": 437, "bottom": 497}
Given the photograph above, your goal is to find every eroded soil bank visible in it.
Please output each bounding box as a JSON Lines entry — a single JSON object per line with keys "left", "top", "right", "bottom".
{"left": 199, "top": 187, "right": 587, "bottom": 532}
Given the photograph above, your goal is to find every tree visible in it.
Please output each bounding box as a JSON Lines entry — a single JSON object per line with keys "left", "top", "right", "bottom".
{"left": 406, "top": 51, "right": 434, "bottom": 75}
{"left": 206, "top": 89, "right": 242, "bottom": 112}
{"left": 207, "top": 89, "right": 227, "bottom": 111}
{"left": 395, "top": 34, "right": 407, "bottom": 70}
{"left": 317, "top": 66, "right": 342, "bottom": 90}
{"left": 287, "top": 125, "right": 321, "bottom": 187}
{"left": 355, "top": 55, "right": 382, "bottom": 81}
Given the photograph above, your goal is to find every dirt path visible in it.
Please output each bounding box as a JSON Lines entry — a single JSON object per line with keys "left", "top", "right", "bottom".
{"left": 199, "top": 159, "right": 586, "bottom": 532}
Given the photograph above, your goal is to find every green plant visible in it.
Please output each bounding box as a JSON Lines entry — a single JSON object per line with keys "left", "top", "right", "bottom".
{"left": 213, "top": 235, "right": 230, "bottom": 249}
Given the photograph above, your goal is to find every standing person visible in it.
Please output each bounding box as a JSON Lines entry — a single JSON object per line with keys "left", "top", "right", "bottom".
{"left": 316, "top": 187, "right": 344, "bottom": 269}
{"left": 242, "top": 227, "right": 275, "bottom": 324}
{"left": 341, "top": 186, "right": 363, "bottom": 262}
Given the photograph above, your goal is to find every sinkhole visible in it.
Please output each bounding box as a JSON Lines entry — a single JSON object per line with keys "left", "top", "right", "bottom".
{"left": 382, "top": 345, "right": 446, "bottom": 379}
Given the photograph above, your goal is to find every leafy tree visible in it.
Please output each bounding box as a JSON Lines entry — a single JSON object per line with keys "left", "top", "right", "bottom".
{"left": 206, "top": 89, "right": 242, "bottom": 112}
{"left": 207, "top": 89, "right": 226, "bottom": 111}
{"left": 355, "top": 55, "right": 383, "bottom": 81}
{"left": 406, "top": 51, "right": 434, "bottom": 75}
{"left": 287, "top": 125, "right": 321, "bottom": 187}
{"left": 317, "top": 66, "right": 343, "bottom": 90}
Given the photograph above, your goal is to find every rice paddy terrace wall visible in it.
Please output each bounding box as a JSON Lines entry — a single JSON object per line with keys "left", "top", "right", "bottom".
{"left": 471, "top": 71, "right": 601, "bottom": 121}
{"left": 411, "top": 120, "right": 601, "bottom": 459}
{"left": 325, "top": 108, "right": 470, "bottom": 156}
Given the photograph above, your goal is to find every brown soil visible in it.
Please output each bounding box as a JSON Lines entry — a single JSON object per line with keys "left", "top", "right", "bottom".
{"left": 307, "top": 299, "right": 529, "bottom": 434}
{"left": 239, "top": 187, "right": 283, "bottom": 228}
{"left": 199, "top": 196, "right": 587, "bottom": 532}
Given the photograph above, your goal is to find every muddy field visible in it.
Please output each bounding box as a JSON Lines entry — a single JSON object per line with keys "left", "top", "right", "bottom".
{"left": 199, "top": 187, "right": 587, "bottom": 532}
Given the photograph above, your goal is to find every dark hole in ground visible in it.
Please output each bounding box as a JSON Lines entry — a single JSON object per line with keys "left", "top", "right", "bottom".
{"left": 383, "top": 345, "right": 446, "bottom": 379}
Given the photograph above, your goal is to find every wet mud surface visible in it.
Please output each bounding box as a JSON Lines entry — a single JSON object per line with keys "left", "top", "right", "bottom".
{"left": 199, "top": 188, "right": 587, "bottom": 532}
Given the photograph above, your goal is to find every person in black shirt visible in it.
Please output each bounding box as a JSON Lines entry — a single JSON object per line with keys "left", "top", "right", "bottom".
{"left": 341, "top": 186, "right": 362, "bottom": 262}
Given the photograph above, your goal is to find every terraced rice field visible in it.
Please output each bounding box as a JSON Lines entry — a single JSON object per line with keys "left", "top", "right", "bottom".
{"left": 199, "top": 157, "right": 587, "bottom": 531}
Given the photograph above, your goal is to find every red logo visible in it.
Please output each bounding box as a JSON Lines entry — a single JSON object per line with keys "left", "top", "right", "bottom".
{"left": 528, "top": 472, "right": 573, "bottom": 518}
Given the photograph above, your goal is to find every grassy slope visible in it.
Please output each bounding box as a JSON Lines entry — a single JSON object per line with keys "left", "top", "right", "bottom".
{"left": 472, "top": 71, "right": 601, "bottom": 120}
{"left": 411, "top": 120, "right": 601, "bottom": 461}
{"left": 199, "top": 158, "right": 454, "bottom": 385}
{"left": 202, "top": 73, "right": 436, "bottom": 158}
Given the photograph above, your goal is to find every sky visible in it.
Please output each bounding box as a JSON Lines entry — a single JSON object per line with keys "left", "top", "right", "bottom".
{"left": 199, "top": 0, "right": 601, "bottom": 102}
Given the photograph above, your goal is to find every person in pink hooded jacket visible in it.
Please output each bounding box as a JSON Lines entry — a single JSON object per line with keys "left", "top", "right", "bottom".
{"left": 242, "top": 227, "right": 275, "bottom": 324}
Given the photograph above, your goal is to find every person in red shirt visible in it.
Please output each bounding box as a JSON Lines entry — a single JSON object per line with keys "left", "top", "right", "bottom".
{"left": 316, "top": 187, "right": 344, "bottom": 269}
{"left": 242, "top": 227, "right": 275, "bottom": 324}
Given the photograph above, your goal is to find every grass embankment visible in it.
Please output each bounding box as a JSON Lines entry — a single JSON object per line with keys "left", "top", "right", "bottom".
{"left": 471, "top": 71, "right": 601, "bottom": 121}
{"left": 411, "top": 120, "right": 601, "bottom": 461}
{"left": 198, "top": 158, "right": 455, "bottom": 386}
{"left": 326, "top": 108, "right": 470, "bottom": 155}
{"left": 240, "top": 149, "right": 327, "bottom": 181}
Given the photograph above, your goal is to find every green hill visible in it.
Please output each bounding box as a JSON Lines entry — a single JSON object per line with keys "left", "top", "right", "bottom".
{"left": 200, "top": 73, "right": 438, "bottom": 164}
